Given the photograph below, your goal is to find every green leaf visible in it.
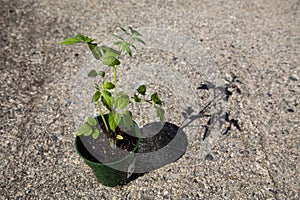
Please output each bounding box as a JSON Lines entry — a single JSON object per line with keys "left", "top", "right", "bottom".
{"left": 123, "top": 110, "right": 133, "bottom": 128}
{"left": 92, "top": 48, "right": 102, "bottom": 60}
{"left": 119, "top": 27, "right": 129, "bottom": 35}
{"left": 116, "top": 135, "right": 123, "bottom": 140}
{"left": 103, "top": 82, "right": 115, "bottom": 89}
{"left": 88, "top": 70, "right": 98, "bottom": 77}
{"left": 115, "top": 92, "right": 129, "bottom": 109}
{"left": 129, "top": 27, "right": 142, "bottom": 36}
{"left": 151, "top": 93, "right": 162, "bottom": 106}
{"left": 60, "top": 37, "right": 82, "bottom": 45}
{"left": 132, "top": 36, "right": 146, "bottom": 45}
{"left": 103, "top": 56, "right": 120, "bottom": 67}
{"left": 114, "top": 112, "right": 121, "bottom": 127}
{"left": 92, "top": 91, "right": 101, "bottom": 102}
{"left": 102, "top": 89, "right": 111, "bottom": 97}
{"left": 88, "top": 43, "right": 102, "bottom": 60}
{"left": 77, "top": 124, "right": 93, "bottom": 136}
{"left": 88, "top": 43, "right": 97, "bottom": 50}
{"left": 122, "top": 42, "right": 132, "bottom": 57}
{"left": 108, "top": 112, "right": 121, "bottom": 131}
{"left": 117, "top": 98, "right": 129, "bottom": 109}
{"left": 137, "top": 85, "right": 146, "bottom": 95}
{"left": 105, "top": 50, "right": 121, "bottom": 57}
{"left": 99, "top": 71, "right": 105, "bottom": 78}
{"left": 92, "top": 129, "right": 100, "bottom": 139}
{"left": 87, "top": 117, "right": 97, "bottom": 126}
{"left": 100, "top": 46, "right": 120, "bottom": 57}
{"left": 134, "top": 94, "right": 141, "bottom": 102}
{"left": 77, "top": 34, "right": 94, "bottom": 43}
{"left": 101, "top": 90, "right": 112, "bottom": 111}
{"left": 60, "top": 34, "right": 95, "bottom": 45}
{"left": 101, "top": 96, "right": 111, "bottom": 111}
{"left": 155, "top": 105, "right": 165, "bottom": 124}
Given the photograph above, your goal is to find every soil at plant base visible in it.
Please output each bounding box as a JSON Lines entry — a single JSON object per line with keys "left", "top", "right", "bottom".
{"left": 137, "top": 122, "right": 181, "bottom": 153}
{"left": 79, "top": 125, "right": 139, "bottom": 164}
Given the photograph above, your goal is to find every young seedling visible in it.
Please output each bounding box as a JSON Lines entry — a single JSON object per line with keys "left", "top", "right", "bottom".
{"left": 60, "top": 27, "right": 165, "bottom": 145}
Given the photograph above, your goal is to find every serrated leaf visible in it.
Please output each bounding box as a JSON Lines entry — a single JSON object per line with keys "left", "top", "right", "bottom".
{"left": 92, "top": 91, "right": 101, "bottom": 102}
{"left": 134, "top": 94, "right": 141, "bottom": 102}
{"left": 101, "top": 90, "right": 112, "bottom": 111}
{"left": 151, "top": 92, "right": 162, "bottom": 106}
{"left": 103, "top": 56, "right": 120, "bottom": 67}
{"left": 114, "top": 112, "right": 121, "bottom": 127}
{"left": 105, "top": 50, "right": 121, "bottom": 57}
{"left": 133, "top": 36, "right": 146, "bottom": 45}
{"left": 116, "top": 135, "right": 123, "bottom": 140}
{"left": 88, "top": 43, "right": 102, "bottom": 60}
{"left": 87, "top": 117, "right": 97, "bottom": 126}
{"left": 77, "top": 34, "right": 94, "bottom": 43}
{"left": 92, "top": 129, "right": 100, "bottom": 139}
{"left": 155, "top": 105, "right": 165, "bottom": 124}
{"left": 129, "top": 27, "right": 142, "bottom": 36}
{"left": 100, "top": 46, "right": 120, "bottom": 57}
{"left": 122, "top": 43, "right": 132, "bottom": 57}
{"left": 102, "top": 89, "right": 111, "bottom": 97}
{"left": 103, "top": 82, "right": 115, "bottom": 89}
{"left": 88, "top": 70, "right": 98, "bottom": 77}
{"left": 92, "top": 47, "right": 102, "bottom": 59}
{"left": 88, "top": 43, "right": 97, "bottom": 50}
{"left": 60, "top": 37, "right": 82, "bottom": 45}
{"left": 119, "top": 27, "right": 129, "bottom": 35}
{"left": 137, "top": 85, "right": 146, "bottom": 95}
{"left": 115, "top": 92, "right": 129, "bottom": 109}
{"left": 101, "top": 97, "right": 111, "bottom": 111}
{"left": 108, "top": 112, "right": 120, "bottom": 131}
{"left": 117, "top": 98, "right": 129, "bottom": 109}
{"left": 77, "top": 124, "right": 93, "bottom": 136}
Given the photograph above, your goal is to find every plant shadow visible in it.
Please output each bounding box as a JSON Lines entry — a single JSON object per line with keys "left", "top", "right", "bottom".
{"left": 124, "top": 121, "right": 188, "bottom": 184}
{"left": 126, "top": 77, "right": 243, "bottom": 184}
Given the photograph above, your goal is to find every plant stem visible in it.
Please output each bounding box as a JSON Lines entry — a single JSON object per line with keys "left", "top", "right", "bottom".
{"left": 97, "top": 101, "right": 109, "bottom": 131}
{"left": 113, "top": 66, "right": 117, "bottom": 95}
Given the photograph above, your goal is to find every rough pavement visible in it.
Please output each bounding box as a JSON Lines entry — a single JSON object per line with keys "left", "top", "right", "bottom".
{"left": 0, "top": 0, "right": 299, "bottom": 199}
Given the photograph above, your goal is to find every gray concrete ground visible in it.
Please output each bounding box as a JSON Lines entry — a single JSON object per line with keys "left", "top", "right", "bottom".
{"left": 0, "top": 0, "right": 299, "bottom": 199}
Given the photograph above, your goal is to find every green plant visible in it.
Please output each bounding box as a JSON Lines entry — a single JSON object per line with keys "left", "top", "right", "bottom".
{"left": 60, "top": 27, "right": 164, "bottom": 143}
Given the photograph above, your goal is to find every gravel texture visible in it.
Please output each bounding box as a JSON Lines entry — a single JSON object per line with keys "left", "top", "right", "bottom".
{"left": 1, "top": 0, "right": 299, "bottom": 199}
